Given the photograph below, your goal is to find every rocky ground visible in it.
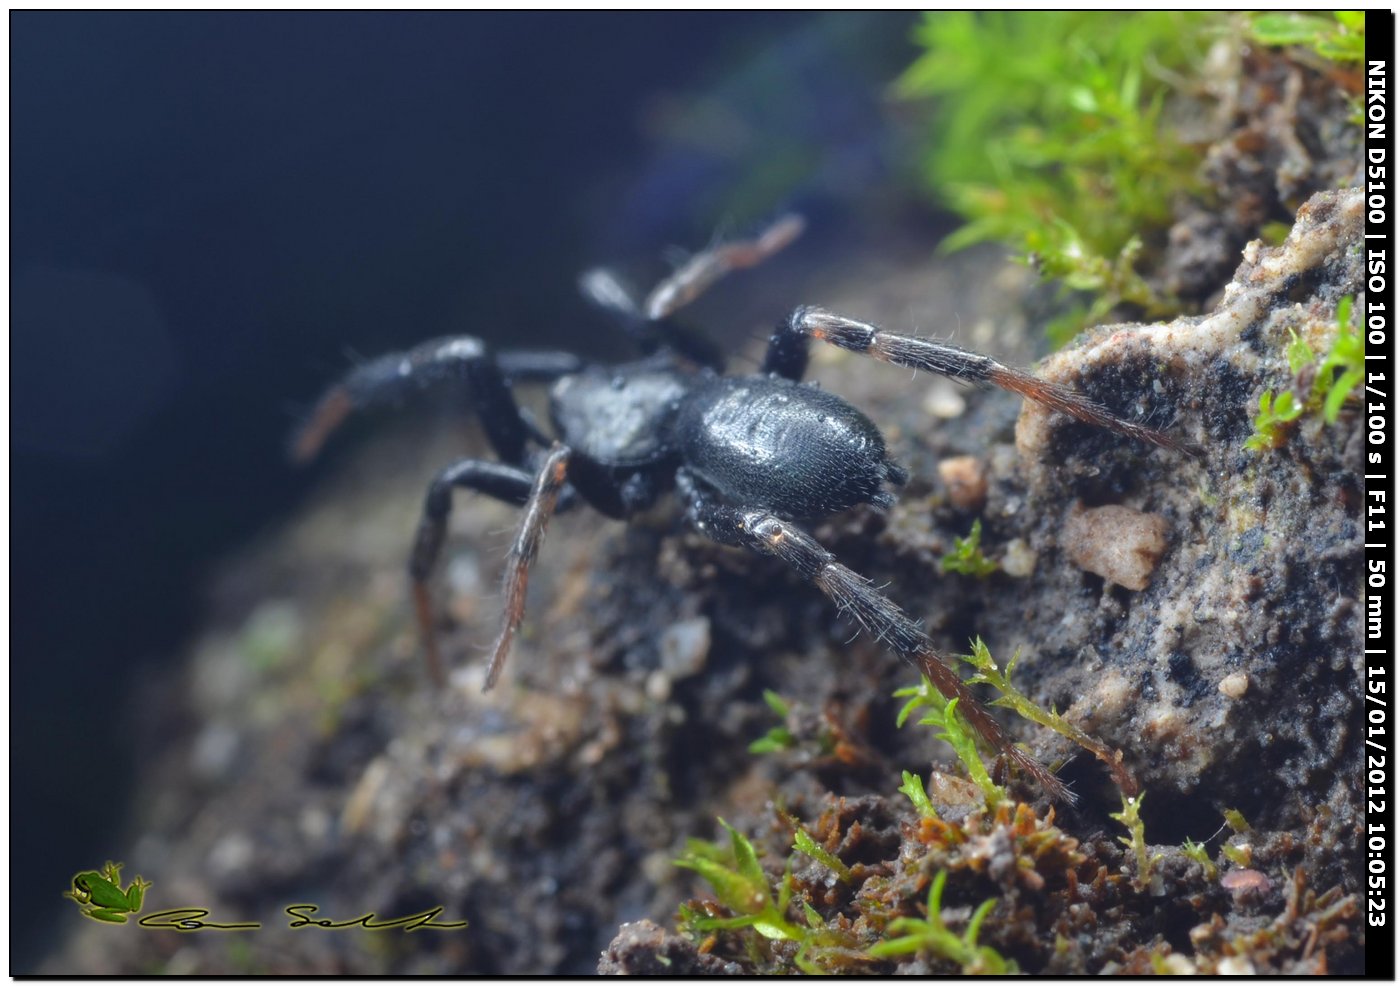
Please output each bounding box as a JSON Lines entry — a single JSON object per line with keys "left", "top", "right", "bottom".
{"left": 44, "top": 179, "right": 1364, "bottom": 974}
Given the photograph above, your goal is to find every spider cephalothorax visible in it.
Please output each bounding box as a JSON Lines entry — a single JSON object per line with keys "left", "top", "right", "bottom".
{"left": 293, "top": 217, "right": 1194, "bottom": 802}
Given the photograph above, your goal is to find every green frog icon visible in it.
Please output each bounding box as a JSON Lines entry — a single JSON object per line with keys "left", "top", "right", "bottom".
{"left": 66, "top": 861, "right": 151, "bottom": 923}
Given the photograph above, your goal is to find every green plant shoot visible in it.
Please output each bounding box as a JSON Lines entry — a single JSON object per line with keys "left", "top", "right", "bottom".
{"left": 1249, "top": 11, "right": 1364, "bottom": 62}
{"left": 897, "top": 770, "right": 939, "bottom": 819}
{"left": 869, "top": 870, "right": 1017, "bottom": 974}
{"left": 1110, "top": 793, "right": 1161, "bottom": 890}
{"left": 897, "top": 12, "right": 1211, "bottom": 340}
{"left": 1243, "top": 390, "right": 1304, "bottom": 452}
{"left": 674, "top": 818, "right": 803, "bottom": 941}
{"left": 1316, "top": 296, "right": 1362, "bottom": 423}
{"left": 792, "top": 826, "right": 853, "bottom": 884}
{"left": 1182, "top": 838, "right": 1218, "bottom": 881}
{"left": 748, "top": 689, "right": 797, "bottom": 755}
{"left": 940, "top": 519, "right": 999, "bottom": 578}
{"left": 894, "top": 677, "right": 1003, "bottom": 806}
{"left": 958, "top": 637, "right": 1137, "bottom": 795}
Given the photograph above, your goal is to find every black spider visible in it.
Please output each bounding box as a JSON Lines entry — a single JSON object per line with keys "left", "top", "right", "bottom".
{"left": 292, "top": 217, "right": 1192, "bottom": 802}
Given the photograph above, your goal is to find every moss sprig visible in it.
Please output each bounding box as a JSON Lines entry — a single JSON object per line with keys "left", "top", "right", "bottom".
{"left": 1110, "top": 793, "right": 1162, "bottom": 891}
{"left": 958, "top": 637, "right": 1138, "bottom": 795}
{"left": 940, "top": 519, "right": 999, "bottom": 578}
{"left": 748, "top": 689, "right": 798, "bottom": 755}
{"left": 675, "top": 818, "right": 805, "bottom": 943}
{"left": 1243, "top": 390, "right": 1304, "bottom": 452}
{"left": 1247, "top": 296, "right": 1362, "bottom": 453}
{"left": 895, "top": 678, "right": 1004, "bottom": 807}
{"left": 675, "top": 818, "right": 870, "bottom": 973}
{"left": 868, "top": 870, "right": 1017, "bottom": 973}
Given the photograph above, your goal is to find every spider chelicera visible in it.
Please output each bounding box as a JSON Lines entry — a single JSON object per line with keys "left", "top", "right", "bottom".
{"left": 292, "top": 216, "right": 1192, "bottom": 802}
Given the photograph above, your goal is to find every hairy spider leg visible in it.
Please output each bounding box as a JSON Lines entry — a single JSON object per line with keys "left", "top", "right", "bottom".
{"left": 767, "top": 306, "right": 1198, "bottom": 455}
{"left": 410, "top": 455, "right": 579, "bottom": 686}
{"left": 290, "top": 336, "right": 583, "bottom": 465}
{"left": 578, "top": 214, "right": 806, "bottom": 372}
{"left": 678, "top": 471, "right": 1075, "bottom": 804}
{"left": 484, "top": 444, "right": 573, "bottom": 691}
{"left": 642, "top": 214, "right": 806, "bottom": 320}
{"left": 577, "top": 268, "right": 728, "bottom": 371}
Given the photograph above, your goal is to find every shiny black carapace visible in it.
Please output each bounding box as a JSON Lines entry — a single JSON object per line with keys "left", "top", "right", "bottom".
{"left": 293, "top": 217, "right": 1191, "bottom": 801}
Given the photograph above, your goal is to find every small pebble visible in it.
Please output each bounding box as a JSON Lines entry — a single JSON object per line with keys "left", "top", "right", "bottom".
{"left": 1000, "top": 537, "right": 1037, "bottom": 578}
{"left": 1218, "top": 671, "right": 1249, "bottom": 699}
{"left": 922, "top": 378, "right": 967, "bottom": 419}
{"left": 1221, "top": 868, "right": 1271, "bottom": 897}
{"left": 937, "top": 455, "right": 988, "bottom": 512}
{"left": 659, "top": 617, "right": 711, "bottom": 679}
{"left": 1062, "top": 504, "right": 1171, "bottom": 590}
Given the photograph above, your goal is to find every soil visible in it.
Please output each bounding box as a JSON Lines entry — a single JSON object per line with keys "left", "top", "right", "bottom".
{"left": 44, "top": 187, "right": 1364, "bottom": 975}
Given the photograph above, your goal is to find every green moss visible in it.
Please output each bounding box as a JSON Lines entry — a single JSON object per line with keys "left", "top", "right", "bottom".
{"left": 1221, "top": 843, "right": 1251, "bottom": 868}
{"left": 958, "top": 637, "right": 1137, "bottom": 795}
{"left": 674, "top": 817, "right": 870, "bottom": 973}
{"left": 897, "top": 770, "right": 939, "bottom": 819}
{"left": 1286, "top": 329, "right": 1316, "bottom": 375}
{"left": 1285, "top": 296, "right": 1364, "bottom": 424}
{"left": 675, "top": 818, "right": 804, "bottom": 943}
{"left": 868, "top": 871, "right": 1017, "bottom": 973}
{"left": 894, "top": 638, "right": 1139, "bottom": 802}
{"left": 1223, "top": 807, "right": 1252, "bottom": 834}
{"left": 1316, "top": 296, "right": 1363, "bottom": 423}
{"left": 1182, "top": 838, "right": 1218, "bottom": 881}
{"left": 747, "top": 689, "right": 797, "bottom": 755}
{"left": 897, "top": 12, "right": 1216, "bottom": 340}
{"left": 792, "top": 825, "right": 853, "bottom": 884}
{"left": 1110, "top": 793, "right": 1162, "bottom": 891}
{"left": 894, "top": 678, "right": 1004, "bottom": 806}
{"left": 1247, "top": 297, "right": 1362, "bottom": 453}
{"left": 1243, "top": 390, "right": 1304, "bottom": 452}
{"left": 1249, "top": 11, "right": 1364, "bottom": 63}
{"left": 940, "top": 519, "right": 999, "bottom": 578}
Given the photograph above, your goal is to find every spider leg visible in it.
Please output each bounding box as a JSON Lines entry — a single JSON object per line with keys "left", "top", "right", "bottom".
{"left": 579, "top": 215, "right": 805, "bottom": 372}
{"left": 642, "top": 214, "right": 805, "bottom": 320}
{"left": 577, "top": 268, "right": 728, "bottom": 371}
{"left": 291, "top": 336, "right": 583, "bottom": 465}
{"left": 678, "top": 471, "right": 1075, "bottom": 804}
{"left": 409, "top": 452, "right": 578, "bottom": 687}
{"left": 482, "top": 444, "right": 573, "bottom": 692}
{"left": 768, "top": 306, "right": 1197, "bottom": 455}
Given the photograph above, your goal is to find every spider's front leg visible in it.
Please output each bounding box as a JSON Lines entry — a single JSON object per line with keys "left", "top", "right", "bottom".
{"left": 641, "top": 214, "right": 805, "bottom": 321}
{"left": 290, "top": 336, "right": 583, "bottom": 464}
{"left": 764, "top": 306, "right": 1197, "bottom": 454}
{"left": 483, "top": 444, "right": 572, "bottom": 690}
{"left": 678, "top": 472, "right": 1074, "bottom": 804}
{"left": 409, "top": 448, "right": 576, "bottom": 687}
{"left": 579, "top": 214, "right": 805, "bottom": 371}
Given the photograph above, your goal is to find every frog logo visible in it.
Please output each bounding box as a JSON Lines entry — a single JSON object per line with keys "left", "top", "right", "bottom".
{"left": 65, "top": 861, "right": 151, "bottom": 923}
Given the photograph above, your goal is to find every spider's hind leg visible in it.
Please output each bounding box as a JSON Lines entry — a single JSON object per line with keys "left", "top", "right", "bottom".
{"left": 677, "top": 471, "right": 1074, "bottom": 804}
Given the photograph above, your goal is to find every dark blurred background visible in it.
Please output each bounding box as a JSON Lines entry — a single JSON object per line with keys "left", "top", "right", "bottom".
{"left": 11, "top": 11, "right": 928, "bottom": 968}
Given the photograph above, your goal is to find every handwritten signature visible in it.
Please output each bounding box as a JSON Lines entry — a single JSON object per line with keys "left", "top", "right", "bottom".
{"left": 137, "top": 905, "right": 467, "bottom": 933}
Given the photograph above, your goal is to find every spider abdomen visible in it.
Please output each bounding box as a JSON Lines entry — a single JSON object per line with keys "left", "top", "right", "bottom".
{"left": 675, "top": 375, "right": 904, "bottom": 520}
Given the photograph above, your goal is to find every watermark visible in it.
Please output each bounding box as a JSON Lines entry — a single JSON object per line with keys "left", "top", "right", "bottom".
{"left": 1365, "top": 11, "right": 1396, "bottom": 981}
{"left": 65, "top": 862, "right": 467, "bottom": 933}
